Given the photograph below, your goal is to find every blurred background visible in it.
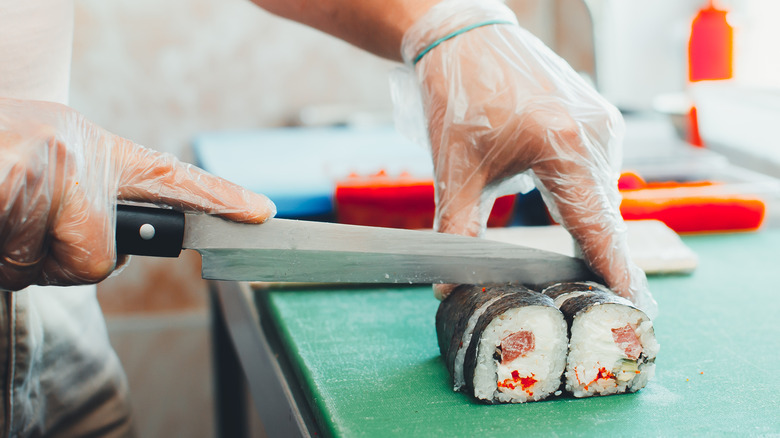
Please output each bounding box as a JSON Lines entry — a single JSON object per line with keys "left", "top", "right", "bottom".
{"left": 67, "top": 0, "right": 779, "bottom": 436}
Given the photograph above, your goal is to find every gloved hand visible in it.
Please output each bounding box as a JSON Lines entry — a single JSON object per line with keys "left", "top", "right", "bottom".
{"left": 392, "top": 0, "right": 656, "bottom": 317}
{"left": 0, "top": 98, "right": 276, "bottom": 291}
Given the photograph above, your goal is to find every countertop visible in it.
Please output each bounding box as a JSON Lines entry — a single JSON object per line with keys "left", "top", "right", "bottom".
{"left": 254, "top": 230, "right": 780, "bottom": 437}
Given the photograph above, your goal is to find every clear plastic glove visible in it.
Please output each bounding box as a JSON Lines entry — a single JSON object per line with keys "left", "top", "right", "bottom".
{"left": 0, "top": 98, "right": 276, "bottom": 291}
{"left": 392, "top": 0, "right": 656, "bottom": 317}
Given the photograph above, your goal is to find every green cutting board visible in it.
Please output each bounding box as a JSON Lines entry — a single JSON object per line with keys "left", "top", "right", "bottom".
{"left": 257, "top": 231, "right": 780, "bottom": 437}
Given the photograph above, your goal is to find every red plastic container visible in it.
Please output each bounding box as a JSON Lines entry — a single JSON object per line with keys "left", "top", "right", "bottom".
{"left": 687, "top": 1, "right": 734, "bottom": 147}
{"left": 334, "top": 171, "right": 516, "bottom": 229}
{"left": 688, "top": 1, "right": 733, "bottom": 82}
{"left": 617, "top": 172, "right": 765, "bottom": 234}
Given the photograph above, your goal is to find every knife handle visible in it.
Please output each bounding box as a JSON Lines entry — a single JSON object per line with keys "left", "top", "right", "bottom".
{"left": 116, "top": 204, "right": 184, "bottom": 257}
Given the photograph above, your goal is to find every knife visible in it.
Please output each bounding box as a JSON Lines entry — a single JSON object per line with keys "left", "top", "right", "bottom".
{"left": 115, "top": 204, "right": 600, "bottom": 287}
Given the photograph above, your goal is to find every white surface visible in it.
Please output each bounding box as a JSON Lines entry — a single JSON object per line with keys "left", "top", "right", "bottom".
{"left": 621, "top": 114, "right": 729, "bottom": 174}
{"left": 693, "top": 83, "right": 780, "bottom": 177}
{"left": 483, "top": 220, "right": 698, "bottom": 274}
{"left": 584, "top": 0, "right": 700, "bottom": 110}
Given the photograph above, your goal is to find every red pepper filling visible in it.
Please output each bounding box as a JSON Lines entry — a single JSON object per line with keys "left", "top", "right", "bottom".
{"left": 497, "top": 371, "right": 537, "bottom": 395}
{"left": 577, "top": 366, "right": 617, "bottom": 391}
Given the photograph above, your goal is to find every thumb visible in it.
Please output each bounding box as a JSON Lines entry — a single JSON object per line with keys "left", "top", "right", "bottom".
{"left": 532, "top": 154, "right": 639, "bottom": 304}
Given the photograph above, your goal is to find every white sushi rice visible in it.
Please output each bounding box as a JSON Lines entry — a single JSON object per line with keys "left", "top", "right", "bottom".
{"left": 566, "top": 303, "right": 660, "bottom": 398}
{"left": 452, "top": 296, "right": 504, "bottom": 390}
{"left": 472, "top": 306, "right": 568, "bottom": 403}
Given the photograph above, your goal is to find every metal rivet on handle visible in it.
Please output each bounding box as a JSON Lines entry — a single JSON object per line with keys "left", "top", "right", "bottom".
{"left": 139, "top": 223, "right": 156, "bottom": 240}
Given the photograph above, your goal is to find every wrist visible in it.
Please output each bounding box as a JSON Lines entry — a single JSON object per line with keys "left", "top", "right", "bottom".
{"left": 400, "top": 0, "right": 517, "bottom": 66}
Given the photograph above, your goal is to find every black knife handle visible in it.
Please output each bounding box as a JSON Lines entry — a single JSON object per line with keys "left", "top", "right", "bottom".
{"left": 116, "top": 204, "right": 184, "bottom": 257}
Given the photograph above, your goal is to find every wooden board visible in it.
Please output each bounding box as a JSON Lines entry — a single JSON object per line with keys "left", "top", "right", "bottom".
{"left": 483, "top": 220, "right": 699, "bottom": 274}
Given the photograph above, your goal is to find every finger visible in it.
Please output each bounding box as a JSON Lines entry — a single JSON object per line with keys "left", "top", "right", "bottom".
{"left": 430, "top": 138, "right": 491, "bottom": 301}
{"left": 0, "top": 255, "right": 45, "bottom": 291}
{"left": 433, "top": 283, "right": 456, "bottom": 301}
{"left": 114, "top": 138, "right": 276, "bottom": 224}
{"left": 40, "top": 186, "right": 115, "bottom": 286}
{"left": 432, "top": 173, "right": 492, "bottom": 300}
{"left": 0, "top": 137, "right": 59, "bottom": 290}
{"left": 431, "top": 132, "right": 491, "bottom": 235}
{"left": 532, "top": 153, "right": 634, "bottom": 298}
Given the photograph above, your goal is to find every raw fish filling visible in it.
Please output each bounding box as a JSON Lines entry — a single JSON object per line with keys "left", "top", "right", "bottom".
{"left": 611, "top": 323, "right": 642, "bottom": 360}
{"left": 500, "top": 330, "right": 535, "bottom": 364}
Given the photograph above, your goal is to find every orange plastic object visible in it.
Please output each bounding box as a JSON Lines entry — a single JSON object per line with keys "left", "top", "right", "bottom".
{"left": 688, "top": 1, "right": 733, "bottom": 82}
{"left": 335, "top": 171, "right": 516, "bottom": 229}
{"left": 617, "top": 172, "right": 765, "bottom": 234}
{"left": 617, "top": 171, "right": 646, "bottom": 191}
{"left": 687, "top": 106, "right": 704, "bottom": 147}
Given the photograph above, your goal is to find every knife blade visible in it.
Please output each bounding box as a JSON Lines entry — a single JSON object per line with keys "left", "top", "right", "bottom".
{"left": 115, "top": 204, "right": 600, "bottom": 287}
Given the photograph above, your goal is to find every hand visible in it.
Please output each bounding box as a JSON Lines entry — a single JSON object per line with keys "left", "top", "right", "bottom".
{"left": 395, "top": 0, "right": 656, "bottom": 317}
{"left": 0, "top": 98, "right": 275, "bottom": 291}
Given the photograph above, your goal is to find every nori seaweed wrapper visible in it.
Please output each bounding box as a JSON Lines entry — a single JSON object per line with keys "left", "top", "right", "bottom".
{"left": 542, "top": 281, "right": 612, "bottom": 301}
{"left": 542, "top": 281, "right": 637, "bottom": 328}
{"left": 436, "top": 284, "right": 557, "bottom": 402}
{"left": 435, "top": 284, "right": 521, "bottom": 385}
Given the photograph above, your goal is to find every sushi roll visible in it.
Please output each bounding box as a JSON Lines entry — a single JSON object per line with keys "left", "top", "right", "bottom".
{"left": 436, "top": 284, "right": 568, "bottom": 403}
{"left": 542, "top": 282, "right": 660, "bottom": 398}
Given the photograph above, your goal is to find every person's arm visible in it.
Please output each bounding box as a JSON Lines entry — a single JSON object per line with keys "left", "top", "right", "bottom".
{"left": 0, "top": 98, "right": 275, "bottom": 291}
{"left": 247, "top": 0, "right": 439, "bottom": 61}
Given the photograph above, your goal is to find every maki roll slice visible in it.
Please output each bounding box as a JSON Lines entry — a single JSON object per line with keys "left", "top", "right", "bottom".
{"left": 436, "top": 284, "right": 568, "bottom": 403}
{"left": 542, "top": 282, "right": 660, "bottom": 398}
